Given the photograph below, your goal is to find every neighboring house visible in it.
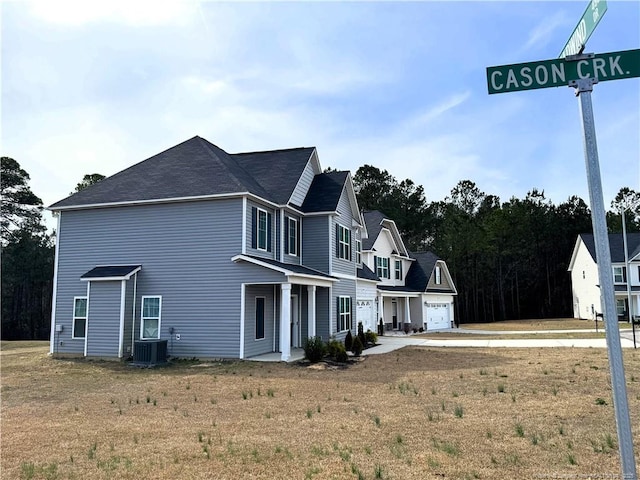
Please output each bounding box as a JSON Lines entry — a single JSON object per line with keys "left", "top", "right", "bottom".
{"left": 359, "top": 210, "right": 457, "bottom": 332}
{"left": 568, "top": 233, "right": 640, "bottom": 320}
{"left": 48, "top": 136, "right": 366, "bottom": 361}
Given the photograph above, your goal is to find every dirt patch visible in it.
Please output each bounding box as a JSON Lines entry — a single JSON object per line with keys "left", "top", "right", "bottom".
{"left": 1, "top": 343, "right": 639, "bottom": 479}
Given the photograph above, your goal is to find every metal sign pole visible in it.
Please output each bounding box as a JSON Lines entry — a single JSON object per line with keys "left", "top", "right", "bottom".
{"left": 570, "top": 70, "right": 637, "bottom": 480}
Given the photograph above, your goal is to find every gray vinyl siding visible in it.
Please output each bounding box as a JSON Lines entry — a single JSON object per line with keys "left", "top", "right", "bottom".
{"left": 122, "top": 278, "right": 136, "bottom": 357}
{"left": 244, "top": 285, "right": 276, "bottom": 358}
{"left": 290, "top": 161, "right": 315, "bottom": 207}
{"left": 428, "top": 264, "right": 454, "bottom": 291}
{"left": 302, "top": 216, "right": 329, "bottom": 273}
{"left": 332, "top": 189, "right": 356, "bottom": 276}
{"left": 282, "top": 213, "right": 302, "bottom": 266}
{"left": 246, "top": 200, "right": 276, "bottom": 260}
{"left": 315, "top": 287, "right": 330, "bottom": 342}
{"left": 86, "top": 281, "right": 121, "bottom": 357}
{"left": 54, "top": 199, "right": 270, "bottom": 359}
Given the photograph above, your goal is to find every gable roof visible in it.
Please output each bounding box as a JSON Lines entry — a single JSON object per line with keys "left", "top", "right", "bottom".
{"left": 405, "top": 251, "right": 440, "bottom": 291}
{"left": 300, "top": 171, "right": 349, "bottom": 212}
{"left": 357, "top": 264, "right": 380, "bottom": 282}
{"left": 49, "top": 136, "right": 315, "bottom": 210}
{"left": 577, "top": 233, "right": 640, "bottom": 264}
{"left": 361, "top": 210, "right": 409, "bottom": 256}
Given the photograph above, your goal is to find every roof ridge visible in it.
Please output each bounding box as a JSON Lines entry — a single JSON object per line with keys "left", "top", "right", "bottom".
{"left": 232, "top": 146, "right": 315, "bottom": 156}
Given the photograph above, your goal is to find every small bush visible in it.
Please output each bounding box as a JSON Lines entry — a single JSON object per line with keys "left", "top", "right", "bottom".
{"left": 335, "top": 349, "right": 348, "bottom": 363}
{"left": 344, "top": 330, "right": 353, "bottom": 352}
{"left": 365, "top": 329, "right": 378, "bottom": 345}
{"left": 303, "top": 336, "right": 326, "bottom": 363}
{"left": 352, "top": 336, "right": 363, "bottom": 356}
{"left": 327, "top": 340, "right": 345, "bottom": 359}
{"left": 357, "top": 322, "right": 366, "bottom": 346}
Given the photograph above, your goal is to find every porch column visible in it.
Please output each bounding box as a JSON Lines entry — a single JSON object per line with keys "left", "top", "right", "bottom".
{"left": 307, "top": 285, "right": 316, "bottom": 338}
{"left": 405, "top": 296, "right": 411, "bottom": 325}
{"left": 378, "top": 294, "right": 384, "bottom": 323}
{"left": 280, "top": 283, "right": 292, "bottom": 361}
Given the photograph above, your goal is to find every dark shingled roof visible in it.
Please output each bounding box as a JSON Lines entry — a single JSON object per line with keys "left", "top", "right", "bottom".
{"left": 377, "top": 285, "right": 422, "bottom": 293}
{"left": 81, "top": 265, "right": 141, "bottom": 279}
{"left": 361, "top": 210, "right": 387, "bottom": 250}
{"left": 49, "top": 136, "right": 315, "bottom": 209}
{"left": 404, "top": 251, "right": 440, "bottom": 291}
{"left": 579, "top": 233, "right": 640, "bottom": 263}
{"left": 243, "top": 255, "right": 336, "bottom": 279}
{"left": 357, "top": 264, "right": 380, "bottom": 282}
{"left": 300, "top": 171, "right": 349, "bottom": 212}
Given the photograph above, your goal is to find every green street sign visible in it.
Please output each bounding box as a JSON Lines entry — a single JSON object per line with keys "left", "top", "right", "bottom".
{"left": 560, "top": 0, "right": 608, "bottom": 58}
{"left": 486, "top": 49, "right": 640, "bottom": 95}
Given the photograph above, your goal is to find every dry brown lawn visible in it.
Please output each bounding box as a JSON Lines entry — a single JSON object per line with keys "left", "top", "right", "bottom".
{"left": 460, "top": 318, "right": 609, "bottom": 331}
{"left": 418, "top": 331, "right": 610, "bottom": 340}
{"left": 2, "top": 343, "right": 639, "bottom": 480}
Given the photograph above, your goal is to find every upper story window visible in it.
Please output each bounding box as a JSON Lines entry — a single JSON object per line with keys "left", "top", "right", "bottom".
{"left": 356, "top": 240, "right": 362, "bottom": 264}
{"left": 395, "top": 260, "right": 403, "bottom": 280}
{"left": 435, "top": 266, "right": 442, "bottom": 285}
{"left": 73, "top": 297, "right": 88, "bottom": 339}
{"left": 141, "top": 296, "right": 162, "bottom": 340}
{"left": 613, "top": 266, "right": 626, "bottom": 284}
{"left": 376, "top": 256, "right": 389, "bottom": 279}
{"left": 251, "top": 207, "right": 272, "bottom": 252}
{"left": 336, "top": 224, "right": 351, "bottom": 261}
{"left": 285, "top": 217, "right": 298, "bottom": 256}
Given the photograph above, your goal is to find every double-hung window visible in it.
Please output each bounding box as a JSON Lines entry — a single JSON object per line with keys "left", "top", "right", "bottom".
{"left": 251, "top": 207, "right": 272, "bottom": 252}
{"left": 355, "top": 240, "right": 362, "bottom": 264}
{"left": 338, "top": 296, "right": 352, "bottom": 332}
{"left": 287, "top": 217, "right": 298, "bottom": 256}
{"left": 73, "top": 297, "right": 87, "bottom": 339}
{"left": 376, "top": 256, "right": 389, "bottom": 279}
{"left": 257, "top": 209, "right": 268, "bottom": 251}
{"left": 255, "top": 297, "right": 265, "bottom": 340}
{"left": 613, "top": 266, "right": 626, "bottom": 283}
{"left": 337, "top": 225, "right": 351, "bottom": 260}
{"left": 141, "top": 296, "right": 162, "bottom": 340}
{"left": 395, "top": 260, "right": 403, "bottom": 280}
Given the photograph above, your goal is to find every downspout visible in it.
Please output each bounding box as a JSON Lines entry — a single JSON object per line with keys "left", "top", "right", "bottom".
{"left": 118, "top": 280, "right": 126, "bottom": 358}
{"left": 131, "top": 272, "right": 137, "bottom": 356}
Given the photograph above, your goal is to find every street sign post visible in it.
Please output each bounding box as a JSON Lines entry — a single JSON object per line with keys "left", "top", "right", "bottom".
{"left": 486, "top": 48, "right": 640, "bottom": 94}
{"left": 560, "top": 0, "right": 608, "bottom": 58}
{"left": 486, "top": 47, "right": 639, "bottom": 480}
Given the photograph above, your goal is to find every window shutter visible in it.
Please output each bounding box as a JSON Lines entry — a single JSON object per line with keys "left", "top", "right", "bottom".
{"left": 284, "top": 216, "right": 289, "bottom": 254}
{"left": 374, "top": 256, "right": 378, "bottom": 276}
{"left": 623, "top": 267, "right": 627, "bottom": 283}
{"left": 267, "top": 212, "right": 272, "bottom": 252}
{"left": 297, "top": 218, "right": 301, "bottom": 257}
{"left": 336, "top": 297, "right": 341, "bottom": 332}
{"left": 386, "top": 258, "right": 390, "bottom": 279}
{"left": 347, "top": 229, "right": 351, "bottom": 261}
{"left": 335, "top": 223, "right": 340, "bottom": 257}
{"left": 251, "top": 207, "right": 257, "bottom": 249}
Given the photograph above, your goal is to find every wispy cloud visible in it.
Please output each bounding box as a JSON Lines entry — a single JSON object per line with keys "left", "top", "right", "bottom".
{"left": 520, "top": 11, "right": 569, "bottom": 53}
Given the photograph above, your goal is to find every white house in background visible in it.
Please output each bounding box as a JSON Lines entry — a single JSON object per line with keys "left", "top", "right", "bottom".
{"left": 360, "top": 210, "right": 457, "bottom": 332}
{"left": 568, "top": 233, "right": 640, "bottom": 320}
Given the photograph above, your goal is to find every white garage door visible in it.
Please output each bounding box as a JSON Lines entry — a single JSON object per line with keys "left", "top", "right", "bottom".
{"left": 357, "top": 300, "right": 375, "bottom": 332}
{"left": 424, "top": 303, "right": 450, "bottom": 331}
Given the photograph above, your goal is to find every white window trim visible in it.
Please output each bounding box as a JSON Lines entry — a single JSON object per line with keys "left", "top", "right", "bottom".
{"left": 72, "top": 296, "right": 88, "bottom": 339}
{"left": 355, "top": 239, "right": 362, "bottom": 264}
{"left": 140, "top": 295, "right": 162, "bottom": 340}
{"left": 395, "top": 260, "right": 403, "bottom": 280}
{"left": 339, "top": 296, "right": 352, "bottom": 332}
{"left": 377, "top": 257, "right": 389, "bottom": 279}
{"left": 613, "top": 266, "right": 625, "bottom": 284}
{"left": 435, "top": 266, "right": 442, "bottom": 285}
{"left": 255, "top": 296, "right": 266, "bottom": 341}
{"left": 257, "top": 208, "right": 268, "bottom": 251}
{"left": 338, "top": 225, "right": 351, "bottom": 261}
{"left": 287, "top": 217, "right": 298, "bottom": 257}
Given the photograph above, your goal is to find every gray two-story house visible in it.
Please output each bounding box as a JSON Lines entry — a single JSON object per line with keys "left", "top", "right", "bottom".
{"left": 48, "top": 136, "right": 364, "bottom": 361}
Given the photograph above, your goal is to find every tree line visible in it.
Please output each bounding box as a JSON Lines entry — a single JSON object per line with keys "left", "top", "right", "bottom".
{"left": 353, "top": 165, "right": 640, "bottom": 323}
{"left": 2, "top": 158, "right": 638, "bottom": 340}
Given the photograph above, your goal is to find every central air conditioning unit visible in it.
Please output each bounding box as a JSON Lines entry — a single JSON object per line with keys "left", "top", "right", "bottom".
{"left": 133, "top": 340, "right": 168, "bottom": 365}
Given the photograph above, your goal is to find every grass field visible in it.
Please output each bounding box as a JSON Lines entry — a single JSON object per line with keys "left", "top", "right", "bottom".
{"left": 1, "top": 343, "right": 639, "bottom": 479}
{"left": 459, "top": 318, "right": 617, "bottom": 331}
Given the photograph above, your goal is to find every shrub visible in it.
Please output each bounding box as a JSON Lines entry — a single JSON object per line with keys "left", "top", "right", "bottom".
{"left": 303, "top": 336, "right": 326, "bottom": 363}
{"left": 419, "top": 327, "right": 424, "bottom": 332}
{"left": 352, "top": 336, "right": 363, "bottom": 356}
{"left": 344, "top": 330, "right": 353, "bottom": 352}
{"left": 327, "top": 339, "right": 344, "bottom": 358}
{"left": 365, "top": 329, "right": 378, "bottom": 346}
{"left": 357, "top": 322, "right": 366, "bottom": 347}
{"left": 335, "top": 348, "right": 349, "bottom": 363}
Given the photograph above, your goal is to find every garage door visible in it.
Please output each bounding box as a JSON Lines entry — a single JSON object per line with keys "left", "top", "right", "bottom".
{"left": 357, "top": 300, "right": 375, "bottom": 332}
{"left": 424, "top": 303, "right": 450, "bottom": 330}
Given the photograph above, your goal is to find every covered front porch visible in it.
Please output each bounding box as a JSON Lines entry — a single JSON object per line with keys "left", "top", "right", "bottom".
{"left": 377, "top": 287, "right": 421, "bottom": 332}
{"left": 233, "top": 255, "right": 336, "bottom": 361}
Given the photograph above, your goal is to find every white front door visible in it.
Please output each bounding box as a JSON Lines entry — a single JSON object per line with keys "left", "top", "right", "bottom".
{"left": 291, "top": 295, "right": 300, "bottom": 348}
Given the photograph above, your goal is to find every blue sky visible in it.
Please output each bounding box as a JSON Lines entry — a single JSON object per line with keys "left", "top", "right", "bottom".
{"left": 2, "top": 1, "right": 639, "bottom": 229}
